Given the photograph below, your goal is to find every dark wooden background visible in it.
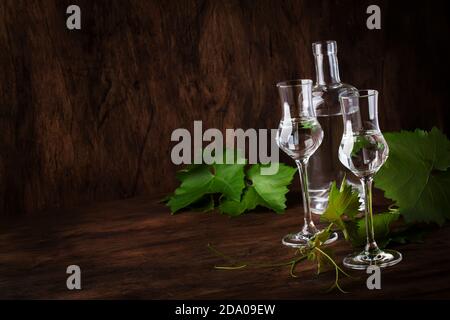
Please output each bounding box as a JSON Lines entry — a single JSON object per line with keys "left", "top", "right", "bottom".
{"left": 1, "top": 0, "right": 449, "bottom": 217}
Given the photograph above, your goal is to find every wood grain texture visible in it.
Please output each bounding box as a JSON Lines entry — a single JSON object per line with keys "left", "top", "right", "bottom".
{"left": 1, "top": 0, "right": 449, "bottom": 216}
{"left": 0, "top": 196, "right": 449, "bottom": 299}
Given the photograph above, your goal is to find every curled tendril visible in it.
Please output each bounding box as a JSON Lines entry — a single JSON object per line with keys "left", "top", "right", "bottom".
{"left": 388, "top": 204, "right": 400, "bottom": 213}
{"left": 207, "top": 235, "right": 352, "bottom": 294}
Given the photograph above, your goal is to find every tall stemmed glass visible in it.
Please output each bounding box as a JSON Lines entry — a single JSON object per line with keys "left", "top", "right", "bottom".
{"left": 276, "top": 80, "right": 338, "bottom": 248}
{"left": 339, "top": 90, "right": 402, "bottom": 269}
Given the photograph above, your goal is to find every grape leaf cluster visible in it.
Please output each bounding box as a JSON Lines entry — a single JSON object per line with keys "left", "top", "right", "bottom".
{"left": 167, "top": 150, "right": 297, "bottom": 216}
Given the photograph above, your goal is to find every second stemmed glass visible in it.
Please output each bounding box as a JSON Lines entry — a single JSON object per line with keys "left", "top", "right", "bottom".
{"left": 338, "top": 90, "right": 402, "bottom": 269}
{"left": 276, "top": 79, "right": 338, "bottom": 248}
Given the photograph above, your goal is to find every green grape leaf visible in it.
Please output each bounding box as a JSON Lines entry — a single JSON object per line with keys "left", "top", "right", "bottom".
{"left": 167, "top": 165, "right": 215, "bottom": 213}
{"left": 219, "top": 163, "right": 297, "bottom": 216}
{"left": 167, "top": 150, "right": 246, "bottom": 213}
{"left": 320, "top": 180, "right": 360, "bottom": 239}
{"left": 219, "top": 187, "right": 264, "bottom": 216}
{"left": 374, "top": 127, "right": 450, "bottom": 225}
{"left": 246, "top": 163, "right": 297, "bottom": 213}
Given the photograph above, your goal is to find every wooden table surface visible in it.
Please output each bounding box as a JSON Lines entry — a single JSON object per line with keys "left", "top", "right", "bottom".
{"left": 1, "top": 196, "right": 449, "bottom": 300}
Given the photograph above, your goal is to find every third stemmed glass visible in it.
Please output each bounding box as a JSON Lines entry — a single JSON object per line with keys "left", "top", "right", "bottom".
{"left": 276, "top": 79, "right": 338, "bottom": 248}
{"left": 338, "top": 89, "right": 402, "bottom": 269}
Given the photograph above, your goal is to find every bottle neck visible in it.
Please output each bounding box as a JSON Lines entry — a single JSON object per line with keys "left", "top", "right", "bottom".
{"left": 314, "top": 53, "right": 341, "bottom": 85}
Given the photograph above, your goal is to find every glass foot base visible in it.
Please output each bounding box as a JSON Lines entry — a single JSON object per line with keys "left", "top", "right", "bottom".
{"left": 282, "top": 231, "right": 338, "bottom": 248}
{"left": 343, "top": 249, "right": 402, "bottom": 270}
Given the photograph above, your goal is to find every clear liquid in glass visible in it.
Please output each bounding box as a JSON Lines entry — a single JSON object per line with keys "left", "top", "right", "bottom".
{"left": 339, "top": 130, "right": 389, "bottom": 178}
{"left": 277, "top": 117, "right": 324, "bottom": 161}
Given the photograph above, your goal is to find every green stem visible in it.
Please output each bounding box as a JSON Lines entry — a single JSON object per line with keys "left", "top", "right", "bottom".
{"left": 314, "top": 246, "right": 349, "bottom": 293}
{"left": 215, "top": 265, "right": 248, "bottom": 270}
{"left": 209, "top": 240, "right": 353, "bottom": 293}
{"left": 314, "top": 246, "right": 352, "bottom": 278}
{"left": 209, "top": 243, "right": 306, "bottom": 270}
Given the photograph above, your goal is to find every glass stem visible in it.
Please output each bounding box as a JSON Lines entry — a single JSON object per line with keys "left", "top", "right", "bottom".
{"left": 296, "top": 159, "right": 317, "bottom": 235}
{"left": 361, "top": 176, "right": 379, "bottom": 255}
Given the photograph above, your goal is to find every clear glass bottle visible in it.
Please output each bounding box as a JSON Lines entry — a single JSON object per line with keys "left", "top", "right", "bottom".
{"left": 308, "top": 40, "right": 363, "bottom": 214}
